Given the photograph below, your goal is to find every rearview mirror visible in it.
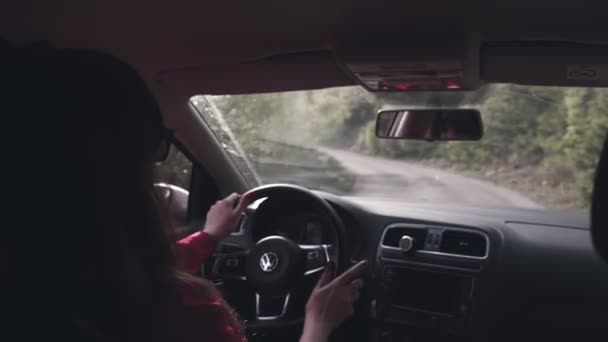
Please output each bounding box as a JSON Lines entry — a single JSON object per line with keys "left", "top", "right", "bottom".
{"left": 375, "top": 109, "right": 483, "bottom": 141}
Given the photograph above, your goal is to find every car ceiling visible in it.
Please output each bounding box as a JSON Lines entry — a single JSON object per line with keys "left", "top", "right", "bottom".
{"left": 3, "top": 0, "right": 608, "bottom": 95}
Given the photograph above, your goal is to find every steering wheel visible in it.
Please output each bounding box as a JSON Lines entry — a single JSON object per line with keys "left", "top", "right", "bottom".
{"left": 210, "top": 184, "right": 347, "bottom": 328}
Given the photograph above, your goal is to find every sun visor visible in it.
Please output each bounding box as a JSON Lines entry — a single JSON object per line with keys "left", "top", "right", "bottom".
{"left": 482, "top": 43, "right": 608, "bottom": 87}
{"left": 156, "top": 51, "right": 354, "bottom": 96}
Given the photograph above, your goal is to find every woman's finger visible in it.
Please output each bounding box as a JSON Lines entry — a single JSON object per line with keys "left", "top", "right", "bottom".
{"left": 224, "top": 193, "right": 240, "bottom": 205}
{"left": 347, "top": 280, "right": 362, "bottom": 301}
{"left": 315, "top": 263, "right": 334, "bottom": 289}
{"left": 234, "top": 192, "right": 254, "bottom": 213}
{"left": 351, "top": 290, "right": 361, "bottom": 302}
{"left": 333, "top": 260, "right": 368, "bottom": 286}
{"left": 350, "top": 278, "right": 364, "bottom": 289}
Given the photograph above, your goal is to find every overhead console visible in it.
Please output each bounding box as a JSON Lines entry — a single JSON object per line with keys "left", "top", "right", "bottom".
{"left": 371, "top": 223, "right": 491, "bottom": 338}
{"left": 336, "top": 43, "right": 482, "bottom": 92}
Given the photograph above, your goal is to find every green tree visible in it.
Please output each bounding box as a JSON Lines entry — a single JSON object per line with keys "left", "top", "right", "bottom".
{"left": 561, "top": 88, "right": 608, "bottom": 204}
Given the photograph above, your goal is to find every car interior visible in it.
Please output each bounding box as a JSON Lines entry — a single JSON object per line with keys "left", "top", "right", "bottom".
{"left": 3, "top": 1, "right": 608, "bottom": 341}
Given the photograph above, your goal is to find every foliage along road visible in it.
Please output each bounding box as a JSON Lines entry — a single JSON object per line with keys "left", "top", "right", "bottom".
{"left": 320, "top": 148, "right": 540, "bottom": 209}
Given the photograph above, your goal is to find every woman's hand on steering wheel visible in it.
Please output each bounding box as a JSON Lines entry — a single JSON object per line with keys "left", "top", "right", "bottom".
{"left": 203, "top": 193, "right": 251, "bottom": 240}
{"left": 301, "top": 260, "right": 368, "bottom": 342}
{"left": 206, "top": 184, "right": 354, "bottom": 332}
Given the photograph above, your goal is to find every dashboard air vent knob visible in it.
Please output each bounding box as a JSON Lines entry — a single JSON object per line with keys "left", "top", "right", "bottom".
{"left": 399, "top": 235, "right": 415, "bottom": 252}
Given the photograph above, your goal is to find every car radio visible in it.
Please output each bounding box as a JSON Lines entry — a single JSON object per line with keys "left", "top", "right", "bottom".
{"left": 371, "top": 223, "right": 488, "bottom": 334}
{"left": 373, "top": 266, "right": 474, "bottom": 332}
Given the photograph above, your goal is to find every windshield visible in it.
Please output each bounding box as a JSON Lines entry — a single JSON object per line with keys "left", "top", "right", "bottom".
{"left": 191, "top": 84, "right": 608, "bottom": 211}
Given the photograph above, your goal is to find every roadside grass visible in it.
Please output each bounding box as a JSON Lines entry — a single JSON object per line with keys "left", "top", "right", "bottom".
{"left": 421, "top": 158, "right": 585, "bottom": 210}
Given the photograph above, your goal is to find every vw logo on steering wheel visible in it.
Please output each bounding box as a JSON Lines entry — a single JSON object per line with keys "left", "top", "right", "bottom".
{"left": 259, "top": 252, "right": 279, "bottom": 272}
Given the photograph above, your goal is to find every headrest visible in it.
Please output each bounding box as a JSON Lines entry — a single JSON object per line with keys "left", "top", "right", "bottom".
{"left": 591, "top": 135, "right": 608, "bottom": 262}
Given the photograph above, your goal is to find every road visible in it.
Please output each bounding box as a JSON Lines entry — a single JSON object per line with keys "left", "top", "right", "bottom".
{"left": 320, "top": 148, "right": 540, "bottom": 208}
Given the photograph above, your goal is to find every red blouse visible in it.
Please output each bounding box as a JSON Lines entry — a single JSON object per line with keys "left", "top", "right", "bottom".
{"left": 175, "top": 231, "right": 218, "bottom": 274}
{"left": 174, "top": 231, "right": 245, "bottom": 342}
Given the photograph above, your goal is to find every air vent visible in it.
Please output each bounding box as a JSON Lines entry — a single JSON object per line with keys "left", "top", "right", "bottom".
{"left": 383, "top": 226, "right": 427, "bottom": 250}
{"left": 440, "top": 231, "right": 487, "bottom": 257}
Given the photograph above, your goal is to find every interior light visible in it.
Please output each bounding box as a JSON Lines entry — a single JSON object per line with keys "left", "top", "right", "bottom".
{"left": 444, "top": 80, "right": 462, "bottom": 89}
{"left": 394, "top": 83, "right": 412, "bottom": 91}
{"left": 379, "top": 80, "right": 412, "bottom": 91}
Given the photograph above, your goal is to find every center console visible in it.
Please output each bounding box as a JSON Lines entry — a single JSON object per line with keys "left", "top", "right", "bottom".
{"left": 371, "top": 223, "right": 490, "bottom": 340}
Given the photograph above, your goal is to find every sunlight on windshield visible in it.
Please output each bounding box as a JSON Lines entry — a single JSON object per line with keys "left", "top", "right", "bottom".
{"left": 191, "top": 85, "right": 608, "bottom": 210}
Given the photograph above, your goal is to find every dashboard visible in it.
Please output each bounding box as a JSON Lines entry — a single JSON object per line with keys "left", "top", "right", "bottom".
{"left": 307, "top": 194, "right": 608, "bottom": 341}
{"left": 218, "top": 193, "right": 608, "bottom": 341}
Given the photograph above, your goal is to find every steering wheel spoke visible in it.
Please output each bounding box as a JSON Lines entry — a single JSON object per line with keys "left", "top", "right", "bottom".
{"left": 221, "top": 184, "right": 346, "bottom": 329}
{"left": 255, "top": 293, "right": 291, "bottom": 320}
{"left": 211, "top": 250, "right": 249, "bottom": 281}
{"left": 299, "top": 244, "right": 332, "bottom": 276}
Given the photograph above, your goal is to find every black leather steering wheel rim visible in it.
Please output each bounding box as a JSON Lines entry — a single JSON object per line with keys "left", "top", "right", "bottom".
{"left": 214, "top": 183, "right": 347, "bottom": 329}
{"left": 244, "top": 183, "right": 347, "bottom": 271}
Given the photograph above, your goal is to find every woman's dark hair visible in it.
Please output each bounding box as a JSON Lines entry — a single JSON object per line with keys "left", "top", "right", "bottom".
{"left": 3, "top": 43, "right": 175, "bottom": 341}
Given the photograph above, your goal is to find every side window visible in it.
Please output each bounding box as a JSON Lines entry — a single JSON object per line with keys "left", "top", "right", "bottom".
{"left": 155, "top": 146, "right": 192, "bottom": 190}
{"left": 154, "top": 147, "right": 192, "bottom": 236}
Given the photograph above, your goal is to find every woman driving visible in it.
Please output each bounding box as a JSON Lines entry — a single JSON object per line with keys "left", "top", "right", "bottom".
{"left": 3, "top": 42, "right": 365, "bottom": 342}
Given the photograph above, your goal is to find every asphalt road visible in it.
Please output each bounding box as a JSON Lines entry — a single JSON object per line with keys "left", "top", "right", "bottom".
{"left": 320, "top": 148, "right": 541, "bottom": 208}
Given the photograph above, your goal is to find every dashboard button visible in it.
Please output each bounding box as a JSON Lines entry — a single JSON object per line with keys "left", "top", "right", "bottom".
{"left": 305, "top": 250, "right": 326, "bottom": 270}
{"left": 306, "top": 250, "right": 320, "bottom": 260}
